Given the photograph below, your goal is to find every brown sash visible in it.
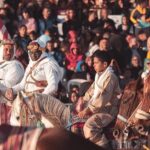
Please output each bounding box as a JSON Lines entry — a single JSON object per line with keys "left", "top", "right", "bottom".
{"left": 25, "top": 57, "right": 47, "bottom": 81}
{"left": 26, "top": 80, "right": 48, "bottom": 87}
{"left": 24, "top": 89, "right": 44, "bottom": 94}
{"left": 26, "top": 56, "right": 47, "bottom": 87}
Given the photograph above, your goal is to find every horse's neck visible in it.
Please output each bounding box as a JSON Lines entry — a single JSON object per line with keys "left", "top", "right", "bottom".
{"left": 115, "top": 85, "right": 142, "bottom": 129}
{"left": 41, "top": 116, "right": 54, "bottom": 128}
{"left": 127, "top": 101, "right": 143, "bottom": 123}
{"left": 140, "top": 94, "right": 150, "bottom": 113}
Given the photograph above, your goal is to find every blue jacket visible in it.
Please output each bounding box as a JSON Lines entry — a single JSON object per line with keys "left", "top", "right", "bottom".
{"left": 38, "top": 18, "right": 55, "bottom": 35}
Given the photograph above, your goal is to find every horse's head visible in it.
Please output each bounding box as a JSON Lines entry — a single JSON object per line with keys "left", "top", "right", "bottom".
{"left": 134, "top": 74, "right": 150, "bottom": 121}
{"left": 137, "top": 74, "right": 150, "bottom": 114}
{"left": 115, "top": 79, "right": 143, "bottom": 130}
{"left": 10, "top": 92, "right": 24, "bottom": 126}
{"left": 10, "top": 91, "right": 40, "bottom": 126}
{"left": 10, "top": 91, "right": 54, "bottom": 128}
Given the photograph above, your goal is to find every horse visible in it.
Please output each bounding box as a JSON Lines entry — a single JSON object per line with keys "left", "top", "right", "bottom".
{"left": 115, "top": 78, "right": 143, "bottom": 130}
{"left": 0, "top": 92, "right": 55, "bottom": 128}
{"left": 112, "top": 77, "right": 150, "bottom": 150}
{"left": 133, "top": 74, "right": 150, "bottom": 130}
{"left": 0, "top": 124, "right": 103, "bottom": 150}
{"left": 10, "top": 92, "right": 58, "bottom": 128}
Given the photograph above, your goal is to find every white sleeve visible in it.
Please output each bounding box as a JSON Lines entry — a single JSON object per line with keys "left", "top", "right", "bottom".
{"left": 1, "top": 64, "right": 24, "bottom": 88}
{"left": 0, "top": 82, "right": 7, "bottom": 94}
{"left": 42, "top": 63, "right": 59, "bottom": 95}
{"left": 12, "top": 66, "right": 30, "bottom": 94}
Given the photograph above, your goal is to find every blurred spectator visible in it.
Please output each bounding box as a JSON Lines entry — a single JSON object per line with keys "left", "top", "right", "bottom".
{"left": 62, "top": 8, "right": 81, "bottom": 38}
{"left": 85, "top": 56, "right": 95, "bottom": 79}
{"left": 37, "top": 6, "right": 56, "bottom": 35}
{"left": 98, "top": 38, "right": 109, "bottom": 51}
{"left": 67, "top": 30, "right": 77, "bottom": 44}
{"left": 98, "top": 7, "right": 115, "bottom": 29}
{"left": 118, "top": 15, "right": 133, "bottom": 36}
{"left": 124, "top": 36, "right": 144, "bottom": 67}
{"left": 46, "top": 40, "right": 65, "bottom": 67}
{"left": 129, "top": 55, "right": 143, "bottom": 80}
{"left": 120, "top": 66, "right": 132, "bottom": 89}
{"left": 108, "top": 27, "right": 125, "bottom": 69}
{"left": 14, "top": 43, "right": 28, "bottom": 68}
{"left": 141, "top": 59, "right": 150, "bottom": 80}
{"left": 70, "top": 90, "right": 79, "bottom": 104}
{"left": 19, "top": 8, "right": 37, "bottom": 34}
{"left": 130, "top": 0, "right": 150, "bottom": 36}
{"left": 112, "top": 0, "right": 130, "bottom": 15}
{"left": 13, "top": 25, "right": 30, "bottom": 52}
{"left": 76, "top": 0, "right": 94, "bottom": 24}
{"left": 43, "top": 0, "right": 58, "bottom": 18}
{"left": 0, "top": 7, "right": 15, "bottom": 37}
{"left": 142, "top": 36, "right": 150, "bottom": 79}
{"left": 71, "top": 61, "right": 92, "bottom": 81}
{"left": 91, "top": 27, "right": 103, "bottom": 45}
{"left": 137, "top": 30, "right": 147, "bottom": 51}
{"left": 28, "top": 31, "right": 38, "bottom": 41}
{"left": 79, "top": 29, "right": 93, "bottom": 53}
{"left": 66, "top": 43, "right": 83, "bottom": 71}
{"left": 83, "top": 10, "right": 98, "bottom": 30}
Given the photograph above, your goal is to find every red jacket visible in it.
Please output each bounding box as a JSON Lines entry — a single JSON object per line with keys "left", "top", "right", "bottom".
{"left": 66, "top": 43, "right": 83, "bottom": 71}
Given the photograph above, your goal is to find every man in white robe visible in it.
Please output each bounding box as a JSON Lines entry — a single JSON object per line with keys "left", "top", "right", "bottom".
{"left": 5, "top": 41, "right": 63, "bottom": 99}
{"left": 0, "top": 40, "right": 24, "bottom": 102}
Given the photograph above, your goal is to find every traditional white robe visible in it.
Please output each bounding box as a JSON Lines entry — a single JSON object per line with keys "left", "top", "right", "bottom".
{"left": 83, "top": 67, "right": 121, "bottom": 115}
{"left": 0, "top": 60, "right": 24, "bottom": 94}
{"left": 12, "top": 52, "right": 63, "bottom": 95}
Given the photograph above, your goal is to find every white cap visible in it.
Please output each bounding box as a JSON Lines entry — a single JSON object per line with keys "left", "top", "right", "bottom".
{"left": 36, "top": 35, "right": 51, "bottom": 48}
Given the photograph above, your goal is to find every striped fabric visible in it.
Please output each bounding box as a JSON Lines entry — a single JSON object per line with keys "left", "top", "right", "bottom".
{"left": 0, "top": 19, "right": 10, "bottom": 40}
{"left": 0, "top": 103, "right": 11, "bottom": 125}
{"left": 0, "top": 125, "right": 43, "bottom": 150}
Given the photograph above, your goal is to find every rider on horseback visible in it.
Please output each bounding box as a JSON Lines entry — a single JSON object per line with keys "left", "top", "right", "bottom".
{"left": 0, "top": 39, "right": 24, "bottom": 103}
{"left": 5, "top": 40, "right": 63, "bottom": 100}
{"left": 77, "top": 50, "right": 121, "bottom": 148}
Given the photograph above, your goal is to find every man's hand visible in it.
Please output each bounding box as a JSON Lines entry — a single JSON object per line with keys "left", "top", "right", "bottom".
{"left": 141, "top": 15, "right": 146, "bottom": 22}
{"left": 78, "top": 108, "right": 91, "bottom": 118}
{"left": 76, "top": 97, "right": 84, "bottom": 113}
{"left": 5, "top": 88, "right": 14, "bottom": 101}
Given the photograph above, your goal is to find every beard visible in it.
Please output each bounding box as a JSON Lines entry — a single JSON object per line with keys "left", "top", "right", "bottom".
{"left": 3, "top": 54, "right": 12, "bottom": 61}
{"left": 29, "top": 51, "right": 42, "bottom": 61}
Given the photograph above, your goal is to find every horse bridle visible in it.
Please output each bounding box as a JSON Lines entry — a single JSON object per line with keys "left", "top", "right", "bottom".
{"left": 20, "top": 92, "right": 42, "bottom": 123}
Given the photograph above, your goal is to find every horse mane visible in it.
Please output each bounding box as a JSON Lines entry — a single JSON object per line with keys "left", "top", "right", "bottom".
{"left": 37, "top": 128, "right": 104, "bottom": 150}
{"left": 124, "top": 77, "right": 143, "bottom": 91}
{"left": 121, "top": 77, "right": 143, "bottom": 103}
